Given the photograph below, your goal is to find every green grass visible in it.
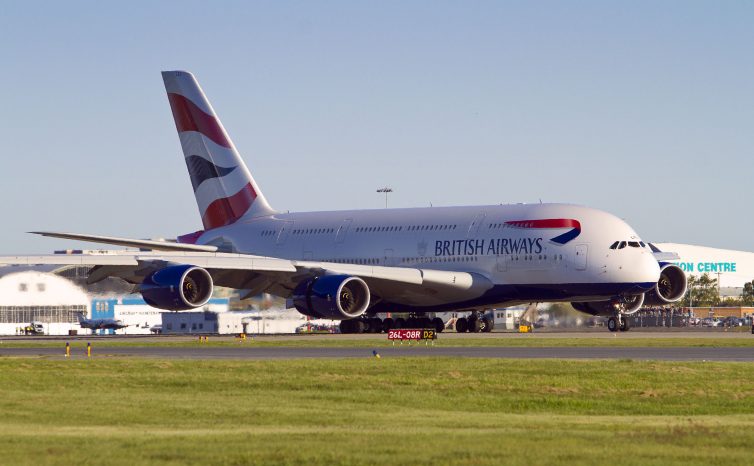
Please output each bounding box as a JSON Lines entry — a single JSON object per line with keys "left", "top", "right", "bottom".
{"left": 1, "top": 357, "right": 754, "bottom": 465}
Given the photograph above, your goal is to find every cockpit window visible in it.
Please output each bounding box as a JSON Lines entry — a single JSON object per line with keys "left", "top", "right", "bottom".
{"left": 611, "top": 240, "right": 647, "bottom": 250}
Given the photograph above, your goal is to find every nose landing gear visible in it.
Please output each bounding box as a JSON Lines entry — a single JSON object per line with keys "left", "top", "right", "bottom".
{"left": 607, "top": 314, "right": 630, "bottom": 332}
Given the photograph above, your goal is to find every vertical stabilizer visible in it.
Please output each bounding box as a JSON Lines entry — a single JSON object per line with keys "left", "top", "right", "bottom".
{"left": 162, "top": 71, "right": 274, "bottom": 229}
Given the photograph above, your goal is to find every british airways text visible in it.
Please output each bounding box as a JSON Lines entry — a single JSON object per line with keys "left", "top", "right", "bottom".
{"left": 435, "top": 238, "right": 544, "bottom": 257}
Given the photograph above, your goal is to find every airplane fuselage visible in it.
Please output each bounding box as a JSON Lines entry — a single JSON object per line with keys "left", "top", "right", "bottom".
{"left": 192, "top": 202, "right": 660, "bottom": 313}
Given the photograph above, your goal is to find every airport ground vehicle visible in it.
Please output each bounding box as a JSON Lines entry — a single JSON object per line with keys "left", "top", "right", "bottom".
{"left": 0, "top": 71, "right": 686, "bottom": 332}
{"left": 23, "top": 322, "right": 44, "bottom": 335}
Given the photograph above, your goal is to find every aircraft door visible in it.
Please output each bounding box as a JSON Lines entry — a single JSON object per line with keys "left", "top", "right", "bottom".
{"left": 574, "top": 244, "right": 588, "bottom": 270}
{"left": 276, "top": 221, "right": 294, "bottom": 245}
{"left": 467, "top": 212, "right": 486, "bottom": 238}
{"left": 336, "top": 219, "right": 352, "bottom": 244}
{"left": 383, "top": 249, "right": 395, "bottom": 266}
{"left": 496, "top": 255, "right": 507, "bottom": 272}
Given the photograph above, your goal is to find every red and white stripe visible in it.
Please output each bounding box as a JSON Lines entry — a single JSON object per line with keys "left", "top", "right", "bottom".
{"left": 162, "top": 71, "right": 273, "bottom": 229}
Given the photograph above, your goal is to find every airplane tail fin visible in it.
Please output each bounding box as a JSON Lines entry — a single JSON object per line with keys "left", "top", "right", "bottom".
{"left": 162, "top": 71, "right": 275, "bottom": 230}
{"left": 77, "top": 312, "right": 85, "bottom": 323}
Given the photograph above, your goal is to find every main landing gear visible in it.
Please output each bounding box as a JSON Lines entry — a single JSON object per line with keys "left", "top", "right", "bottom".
{"left": 455, "top": 311, "right": 494, "bottom": 333}
{"left": 339, "top": 315, "right": 445, "bottom": 334}
{"left": 607, "top": 315, "right": 630, "bottom": 332}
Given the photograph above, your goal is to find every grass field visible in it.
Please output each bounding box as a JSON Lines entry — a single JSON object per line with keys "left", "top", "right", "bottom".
{"left": 2, "top": 357, "right": 754, "bottom": 465}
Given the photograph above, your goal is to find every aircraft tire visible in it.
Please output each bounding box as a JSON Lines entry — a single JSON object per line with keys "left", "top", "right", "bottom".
{"left": 369, "top": 318, "right": 382, "bottom": 333}
{"left": 468, "top": 317, "right": 482, "bottom": 333}
{"left": 382, "top": 318, "right": 394, "bottom": 333}
{"left": 481, "top": 317, "right": 493, "bottom": 333}
{"left": 394, "top": 318, "right": 406, "bottom": 329}
{"left": 352, "top": 320, "right": 366, "bottom": 334}
{"left": 432, "top": 317, "right": 445, "bottom": 333}
{"left": 619, "top": 318, "right": 630, "bottom": 332}
{"left": 455, "top": 317, "right": 468, "bottom": 333}
{"left": 406, "top": 317, "right": 418, "bottom": 328}
{"left": 339, "top": 320, "right": 353, "bottom": 334}
{"left": 418, "top": 317, "right": 431, "bottom": 329}
{"left": 485, "top": 316, "right": 495, "bottom": 331}
{"left": 607, "top": 317, "right": 618, "bottom": 332}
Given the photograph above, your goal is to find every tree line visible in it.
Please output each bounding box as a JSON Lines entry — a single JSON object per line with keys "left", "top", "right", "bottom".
{"left": 679, "top": 273, "right": 754, "bottom": 307}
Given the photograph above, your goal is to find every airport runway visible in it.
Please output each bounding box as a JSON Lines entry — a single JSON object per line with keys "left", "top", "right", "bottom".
{"left": 3, "top": 345, "right": 754, "bottom": 361}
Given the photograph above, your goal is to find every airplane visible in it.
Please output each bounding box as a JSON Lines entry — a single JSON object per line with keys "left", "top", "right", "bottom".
{"left": 0, "top": 70, "right": 687, "bottom": 333}
{"left": 77, "top": 313, "right": 128, "bottom": 332}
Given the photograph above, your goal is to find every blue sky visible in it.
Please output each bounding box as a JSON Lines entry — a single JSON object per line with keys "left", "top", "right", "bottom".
{"left": 0, "top": 1, "right": 752, "bottom": 253}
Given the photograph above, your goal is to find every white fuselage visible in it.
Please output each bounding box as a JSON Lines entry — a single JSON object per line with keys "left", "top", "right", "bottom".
{"left": 191, "top": 203, "right": 660, "bottom": 313}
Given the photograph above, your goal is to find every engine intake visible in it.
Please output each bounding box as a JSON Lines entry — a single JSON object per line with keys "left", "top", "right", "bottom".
{"left": 644, "top": 264, "right": 687, "bottom": 306}
{"left": 141, "top": 265, "right": 214, "bottom": 311}
{"left": 292, "top": 275, "right": 370, "bottom": 319}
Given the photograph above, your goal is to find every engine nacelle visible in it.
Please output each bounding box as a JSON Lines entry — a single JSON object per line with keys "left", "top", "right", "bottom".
{"left": 644, "top": 264, "right": 687, "bottom": 306}
{"left": 292, "top": 275, "right": 370, "bottom": 319}
{"left": 572, "top": 293, "right": 645, "bottom": 316}
{"left": 140, "top": 265, "right": 214, "bottom": 311}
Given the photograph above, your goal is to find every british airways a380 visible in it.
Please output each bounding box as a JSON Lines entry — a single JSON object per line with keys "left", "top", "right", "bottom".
{"left": 0, "top": 71, "right": 687, "bottom": 333}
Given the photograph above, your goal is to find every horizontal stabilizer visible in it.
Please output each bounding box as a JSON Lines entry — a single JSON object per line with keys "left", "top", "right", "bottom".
{"left": 30, "top": 231, "right": 218, "bottom": 252}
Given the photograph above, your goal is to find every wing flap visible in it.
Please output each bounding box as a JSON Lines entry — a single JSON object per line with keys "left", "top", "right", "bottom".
{"left": 293, "top": 261, "right": 424, "bottom": 285}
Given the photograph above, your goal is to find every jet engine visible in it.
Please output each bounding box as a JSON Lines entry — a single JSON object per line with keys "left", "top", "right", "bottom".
{"left": 572, "top": 293, "right": 645, "bottom": 316}
{"left": 140, "top": 264, "right": 214, "bottom": 311}
{"left": 643, "top": 264, "right": 687, "bottom": 306}
{"left": 292, "top": 275, "right": 370, "bottom": 319}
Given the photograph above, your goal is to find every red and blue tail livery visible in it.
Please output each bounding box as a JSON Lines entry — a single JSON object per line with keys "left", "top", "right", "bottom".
{"left": 162, "top": 71, "right": 274, "bottom": 230}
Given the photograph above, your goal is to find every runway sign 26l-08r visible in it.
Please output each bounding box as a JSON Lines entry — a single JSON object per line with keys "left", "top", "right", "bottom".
{"left": 387, "top": 329, "right": 437, "bottom": 341}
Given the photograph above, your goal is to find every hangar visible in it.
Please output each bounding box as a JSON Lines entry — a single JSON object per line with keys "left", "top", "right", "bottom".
{"left": 0, "top": 269, "right": 89, "bottom": 335}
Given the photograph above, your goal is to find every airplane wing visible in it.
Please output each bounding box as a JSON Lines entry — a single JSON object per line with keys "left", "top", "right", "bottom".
{"left": 0, "top": 250, "right": 493, "bottom": 305}
{"left": 30, "top": 231, "right": 218, "bottom": 252}
{"left": 647, "top": 242, "right": 680, "bottom": 262}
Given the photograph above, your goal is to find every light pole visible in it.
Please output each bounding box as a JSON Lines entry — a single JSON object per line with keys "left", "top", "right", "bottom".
{"left": 717, "top": 272, "right": 722, "bottom": 303}
{"left": 376, "top": 187, "right": 393, "bottom": 208}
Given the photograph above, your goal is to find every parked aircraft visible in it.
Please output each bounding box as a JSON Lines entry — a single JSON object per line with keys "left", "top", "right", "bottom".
{"left": 0, "top": 71, "right": 687, "bottom": 332}
{"left": 77, "top": 313, "right": 127, "bottom": 332}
